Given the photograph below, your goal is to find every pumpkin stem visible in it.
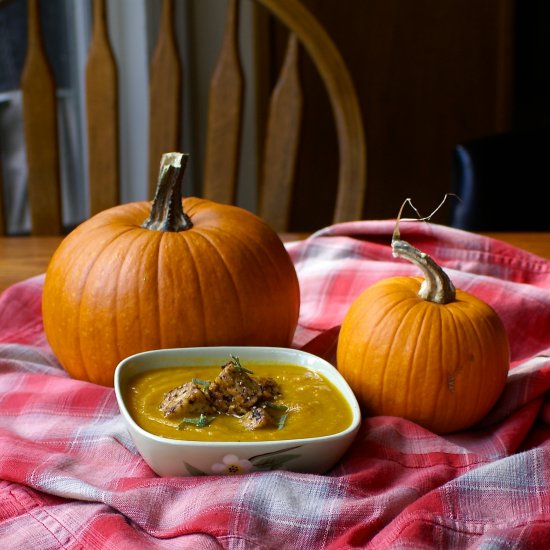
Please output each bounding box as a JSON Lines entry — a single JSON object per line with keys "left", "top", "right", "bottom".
{"left": 391, "top": 239, "right": 456, "bottom": 304}
{"left": 142, "top": 152, "right": 193, "bottom": 232}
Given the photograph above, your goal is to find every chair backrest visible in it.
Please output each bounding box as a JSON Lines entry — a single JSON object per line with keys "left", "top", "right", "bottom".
{"left": 1, "top": 0, "right": 366, "bottom": 236}
{"left": 449, "top": 128, "right": 550, "bottom": 231}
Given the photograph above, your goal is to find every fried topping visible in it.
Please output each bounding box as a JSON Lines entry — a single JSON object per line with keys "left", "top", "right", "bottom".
{"left": 159, "top": 356, "right": 284, "bottom": 431}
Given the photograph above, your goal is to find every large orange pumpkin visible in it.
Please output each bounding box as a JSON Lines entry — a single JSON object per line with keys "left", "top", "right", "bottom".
{"left": 42, "top": 153, "right": 300, "bottom": 386}
{"left": 337, "top": 237, "right": 509, "bottom": 433}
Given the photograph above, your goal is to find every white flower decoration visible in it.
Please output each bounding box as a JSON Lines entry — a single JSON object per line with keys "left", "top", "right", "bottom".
{"left": 211, "top": 454, "right": 253, "bottom": 475}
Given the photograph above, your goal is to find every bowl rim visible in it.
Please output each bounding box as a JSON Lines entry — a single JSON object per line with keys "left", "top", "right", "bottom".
{"left": 114, "top": 345, "right": 361, "bottom": 448}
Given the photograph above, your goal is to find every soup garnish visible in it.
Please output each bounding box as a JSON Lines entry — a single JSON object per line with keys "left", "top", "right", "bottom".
{"left": 160, "top": 355, "right": 287, "bottom": 431}
{"left": 124, "top": 356, "right": 353, "bottom": 442}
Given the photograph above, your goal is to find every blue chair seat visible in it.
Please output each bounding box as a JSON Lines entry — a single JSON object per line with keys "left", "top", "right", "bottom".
{"left": 449, "top": 128, "right": 550, "bottom": 231}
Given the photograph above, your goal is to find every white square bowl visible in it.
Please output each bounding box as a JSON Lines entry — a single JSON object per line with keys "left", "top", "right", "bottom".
{"left": 114, "top": 346, "right": 361, "bottom": 476}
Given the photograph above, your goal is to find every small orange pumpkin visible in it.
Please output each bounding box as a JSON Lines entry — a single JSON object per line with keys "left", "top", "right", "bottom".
{"left": 337, "top": 237, "right": 509, "bottom": 433}
{"left": 42, "top": 153, "right": 300, "bottom": 386}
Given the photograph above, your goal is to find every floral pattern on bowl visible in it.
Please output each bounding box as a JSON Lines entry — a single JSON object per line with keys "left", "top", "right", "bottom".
{"left": 185, "top": 446, "right": 303, "bottom": 476}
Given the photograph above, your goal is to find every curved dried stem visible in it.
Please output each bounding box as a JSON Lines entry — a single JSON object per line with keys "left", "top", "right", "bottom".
{"left": 390, "top": 194, "right": 459, "bottom": 304}
{"left": 391, "top": 239, "right": 455, "bottom": 304}
{"left": 392, "top": 194, "right": 460, "bottom": 242}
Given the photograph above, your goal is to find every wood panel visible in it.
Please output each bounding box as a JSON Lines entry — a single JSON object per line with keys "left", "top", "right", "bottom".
{"left": 148, "top": 0, "right": 182, "bottom": 198}
{"left": 20, "top": 0, "right": 62, "bottom": 235}
{"left": 86, "top": 0, "right": 119, "bottom": 216}
{"left": 259, "top": 33, "right": 303, "bottom": 232}
{"left": 202, "top": 0, "right": 244, "bottom": 204}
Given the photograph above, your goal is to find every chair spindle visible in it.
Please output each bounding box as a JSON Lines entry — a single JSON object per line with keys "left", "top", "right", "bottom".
{"left": 21, "top": 0, "right": 62, "bottom": 235}
{"left": 202, "top": 0, "right": 244, "bottom": 205}
{"left": 259, "top": 33, "right": 303, "bottom": 232}
{"left": 86, "top": 0, "right": 119, "bottom": 216}
{"left": 148, "top": 0, "right": 183, "bottom": 198}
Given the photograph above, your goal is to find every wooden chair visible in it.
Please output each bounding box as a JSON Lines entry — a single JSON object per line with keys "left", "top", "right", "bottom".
{"left": 4, "top": 0, "right": 366, "bottom": 235}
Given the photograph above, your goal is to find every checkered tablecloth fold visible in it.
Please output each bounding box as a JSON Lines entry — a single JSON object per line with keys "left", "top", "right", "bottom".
{"left": 1, "top": 220, "right": 550, "bottom": 548}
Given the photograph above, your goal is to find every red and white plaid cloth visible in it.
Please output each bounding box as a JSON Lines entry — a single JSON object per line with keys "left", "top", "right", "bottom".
{"left": 2, "top": 220, "right": 550, "bottom": 549}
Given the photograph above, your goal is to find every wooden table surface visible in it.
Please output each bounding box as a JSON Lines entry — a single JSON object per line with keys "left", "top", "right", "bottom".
{"left": 1, "top": 232, "right": 550, "bottom": 293}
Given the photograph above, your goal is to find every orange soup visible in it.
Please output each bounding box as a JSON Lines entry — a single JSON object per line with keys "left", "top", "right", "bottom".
{"left": 124, "top": 363, "right": 353, "bottom": 442}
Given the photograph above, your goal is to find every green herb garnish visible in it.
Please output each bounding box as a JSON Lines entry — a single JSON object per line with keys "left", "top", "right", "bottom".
{"left": 265, "top": 402, "right": 288, "bottom": 412}
{"left": 264, "top": 402, "right": 288, "bottom": 429}
{"left": 192, "top": 377, "right": 211, "bottom": 390}
{"left": 277, "top": 413, "right": 288, "bottom": 430}
{"left": 178, "top": 414, "right": 216, "bottom": 429}
{"left": 230, "top": 354, "right": 253, "bottom": 374}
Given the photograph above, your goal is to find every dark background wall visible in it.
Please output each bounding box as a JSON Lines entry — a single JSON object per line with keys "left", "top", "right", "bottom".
{"left": 265, "top": 0, "right": 549, "bottom": 231}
